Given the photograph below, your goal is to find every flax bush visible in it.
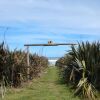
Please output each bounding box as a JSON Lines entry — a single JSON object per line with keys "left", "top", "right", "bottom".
{"left": 0, "top": 42, "right": 48, "bottom": 88}
{"left": 56, "top": 41, "right": 100, "bottom": 100}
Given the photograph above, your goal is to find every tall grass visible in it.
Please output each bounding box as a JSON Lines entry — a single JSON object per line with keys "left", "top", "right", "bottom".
{"left": 0, "top": 42, "right": 48, "bottom": 99}
{"left": 56, "top": 41, "right": 100, "bottom": 100}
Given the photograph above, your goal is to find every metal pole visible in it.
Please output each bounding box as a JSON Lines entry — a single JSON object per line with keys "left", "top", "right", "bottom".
{"left": 27, "top": 46, "right": 30, "bottom": 80}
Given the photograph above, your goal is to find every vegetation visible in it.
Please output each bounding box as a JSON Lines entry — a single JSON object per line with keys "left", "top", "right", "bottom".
{"left": 0, "top": 42, "right": 48, "bottom": 99}
{"left": 56, "top": 41, "right": 100, "bottom": 100}
{"left": 4, "top": 67, "right": 80, "bottom": 100}
{"left": 1, "top": 41, "right": 100, "bottom": 100}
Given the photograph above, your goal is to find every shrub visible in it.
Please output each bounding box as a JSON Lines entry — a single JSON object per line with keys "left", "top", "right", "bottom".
{"left": 0, "top": 42, "right": 48, "bottom": 87}
{"left": 56, "top": 41, "right": 100, "bottom": 99}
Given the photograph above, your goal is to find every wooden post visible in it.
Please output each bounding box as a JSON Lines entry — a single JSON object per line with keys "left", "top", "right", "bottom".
{"left": 11, "top": 65, "right": 14, "bottom": 87}
{"left": 27, "top": 46, "right": 30, "bottom": 80}
{"left": 27, "top": 46, "right": 30, "bottom": 66}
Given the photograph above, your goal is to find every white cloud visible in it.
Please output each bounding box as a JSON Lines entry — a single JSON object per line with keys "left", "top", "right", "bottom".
{"left": 0, "top": 0, "right": 100, "bottom": 30}
{"left": 0, "top": 0, "right": 100, "bottom": 37}
{"left": 1, "top": 0, "right": 100, "bottom": 57}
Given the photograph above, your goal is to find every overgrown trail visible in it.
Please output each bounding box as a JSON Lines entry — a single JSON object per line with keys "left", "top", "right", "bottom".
{"left": 5, "top": 67, "right": 80, "bottom": 100}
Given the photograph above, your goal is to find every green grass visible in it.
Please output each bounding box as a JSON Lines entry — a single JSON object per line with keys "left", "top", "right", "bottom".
{"left": 4, "top": 67, "right": 80, "bottom": 100}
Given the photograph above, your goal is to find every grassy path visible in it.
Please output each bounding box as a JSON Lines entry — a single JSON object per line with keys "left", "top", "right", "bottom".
{"left": 4, "top": 67, "right": 80, "bottom": 100}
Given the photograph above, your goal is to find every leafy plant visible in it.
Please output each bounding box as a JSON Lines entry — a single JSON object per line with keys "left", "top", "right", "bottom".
{"left": 0, "top": 42, "right": 49, "bottom": 98}
{"left": 56, "top": 41, "right": 100, "bottom": 99}
{"left": 74, "top": 59, "right": 97, "bottom": 100}
{"left": 0, "top": 42, "right": 48, "bottom": 87}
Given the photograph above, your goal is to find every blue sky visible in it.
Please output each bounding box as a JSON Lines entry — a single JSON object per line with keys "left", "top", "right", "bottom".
{"left": 0, "top": 0, "right": 100, "bottom": 57}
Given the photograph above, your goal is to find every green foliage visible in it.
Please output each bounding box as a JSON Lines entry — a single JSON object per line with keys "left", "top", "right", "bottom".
{"left": 74, "top": 59, "right": 97, "bottom": 100}
{"left": 56, "top": 41, "right": 100, "bottom": 100}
